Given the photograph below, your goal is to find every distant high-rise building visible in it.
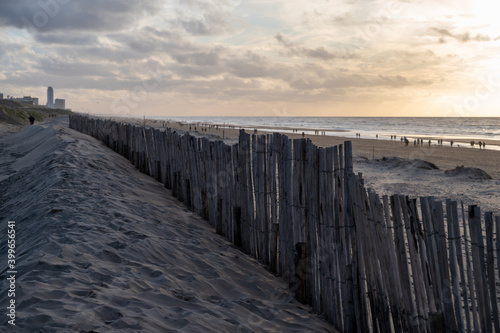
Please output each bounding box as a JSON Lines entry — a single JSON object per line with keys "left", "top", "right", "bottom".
{"left": 0, "top": 93, "right": 3, "bottom": 99}
{"left": 47, "top": 87, "right": 54, "bottom": 108}
{"left": 13, "top": 96, "right": 38, "bottom": 105}
{"left": 54, "top": 99, "right": 65, "bottom": 109}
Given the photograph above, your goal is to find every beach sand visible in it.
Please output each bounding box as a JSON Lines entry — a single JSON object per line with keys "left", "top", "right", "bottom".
{"left": 0, "top": 123, "right": 24, "bottom": 138}
{"left": 119, "top": 117, "right": 500, "bottom": 215}
{"left": 118, "top": 117, "right": 500, "bottom": 174}
{"left": 0, "top": 117, "right": 336, "bottom": 332}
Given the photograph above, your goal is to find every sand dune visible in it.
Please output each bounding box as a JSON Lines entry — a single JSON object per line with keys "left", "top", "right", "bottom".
{"left": 0, "top": 117, "right": 335, "bottom": 332}
{"left": 353, "top": 157, "right": 500, "bottom": 216}
{"left": 0, "top": 123, "right": 23, "bottom": 139}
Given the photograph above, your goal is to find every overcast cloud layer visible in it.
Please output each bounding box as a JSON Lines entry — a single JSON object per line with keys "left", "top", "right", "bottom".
{"left": 1, "top": 0, "right": 499, "bottom": 116}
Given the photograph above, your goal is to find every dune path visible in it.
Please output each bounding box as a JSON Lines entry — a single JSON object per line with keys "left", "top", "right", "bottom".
{"left": 0, "top": 117, "right": 336, "bottom": 332}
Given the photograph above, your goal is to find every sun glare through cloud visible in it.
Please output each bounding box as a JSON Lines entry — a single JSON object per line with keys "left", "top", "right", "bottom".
{"left": 0, "top": 0, "right": 499, "bottom": 117}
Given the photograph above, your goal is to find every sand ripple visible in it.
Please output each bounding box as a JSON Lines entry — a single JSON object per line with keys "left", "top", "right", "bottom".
{"left": 0, "top": 118, "right": 335, "bottom": 332}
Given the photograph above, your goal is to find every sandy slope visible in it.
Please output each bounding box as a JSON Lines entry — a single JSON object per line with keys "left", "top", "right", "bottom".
{"left": 0, "top": 117, "right": 335, "bottom": 332}
{"left": 0, "top": 123, "right": 24, "bottom": 138}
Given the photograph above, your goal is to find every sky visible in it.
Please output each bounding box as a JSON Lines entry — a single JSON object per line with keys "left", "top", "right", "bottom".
{"left": 1, "top": 0, "right": 500, "bottom": 117}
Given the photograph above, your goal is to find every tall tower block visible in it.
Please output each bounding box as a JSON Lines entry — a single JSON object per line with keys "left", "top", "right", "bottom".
{"left": 47, "top": 86, "right": 54, "bottom": 108}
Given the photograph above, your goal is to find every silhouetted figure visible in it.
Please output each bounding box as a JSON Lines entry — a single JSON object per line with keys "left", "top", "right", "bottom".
{"left": 29, "top": 115, "right": 35, "bottom": 125}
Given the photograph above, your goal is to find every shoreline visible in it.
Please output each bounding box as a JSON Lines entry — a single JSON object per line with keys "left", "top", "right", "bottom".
{"left": 110, "top": 116, "right": 500, "bottom": 180}
{"left": 151, "top": 116, "right": 500, "bottom": 150}
{"left": 208, "top": 124, "right": 500, "bottom": 147}
{"left": 97, "top": 114, "right": 500, "bottom": 149}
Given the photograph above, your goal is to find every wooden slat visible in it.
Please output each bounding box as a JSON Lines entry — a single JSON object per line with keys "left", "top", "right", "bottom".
{"left": 462, "top": 202, "right": 480, "bottom": 332}
{"left": 468, "top": 205, "right": 492, "bottom": 333}
{"left": 446, "top": 200, "right": 464, "bottom": 332}
{"left": 485, "top": 212, "right": 500, "bottom": 333}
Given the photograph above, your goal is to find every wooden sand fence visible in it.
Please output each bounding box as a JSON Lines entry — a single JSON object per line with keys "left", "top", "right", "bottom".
{"left": 70, "top": 114, "right": 499, "bottom": 332}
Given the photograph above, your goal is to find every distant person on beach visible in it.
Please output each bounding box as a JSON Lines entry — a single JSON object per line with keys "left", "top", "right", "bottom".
{"left": 29, "top": 115, "right": 35, "bottom": 125}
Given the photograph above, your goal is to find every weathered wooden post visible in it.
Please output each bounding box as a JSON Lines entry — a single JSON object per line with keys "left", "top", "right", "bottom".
{"left": 270, "top": 222, "right": 279, "bottom": 274}
{"left": 216, "top": 197, "right": 223, "bottom": 235}
{"left": 485, "top": 212, "right": 500, "bottom": 333}
{"left": 294, "top": 242, "right": 307, "bottom": 304}
{"left": 468, "top": 205, "right": 492, "bottom": 333}
{"left": 462, "top": 203, "right": 480, "bottom": 332}
{"left": 233, "top": 206, "right": 242, "bottom": 247}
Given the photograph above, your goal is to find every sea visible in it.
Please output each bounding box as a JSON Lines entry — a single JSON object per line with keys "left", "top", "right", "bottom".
{"left": 147, "top": 116, "right": 500, "bottom": 151}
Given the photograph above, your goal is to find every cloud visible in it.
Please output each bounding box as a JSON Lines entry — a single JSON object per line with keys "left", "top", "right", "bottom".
{"left": 331, "top": 12, "right": 359, "bottom": 26}
{"left": 34, "top": 57, "right": 120, "bottom": 77}
{"left": 0, "top": 0, "right": 160, "bottom": 33}
{"left": 0, "top": 0, "right": 491, "bottom": 116}
{"left": 225, "top": 51, "right": 285, "bottom": 79}
{"left": 111, "top": 27, "right": 192, "bottom": 55}
{"left": 0, "top": 43, "right": 7, "bottom": 58}
{"left": 171, "top": 49, "right": 221, "bottom": 67}
{"left": 431, "top": 28, "right": 493, "bottom": 43}
{"left": 377, "top": 74, "right": 410, "bottom": 87}
{"left": 286, "top": 70, "right": 427, "bottom": 91}
{"left": 169, "top": 0, "right": 237, "bottom": 36}
{"left": 275, "top": 33, "right": 355, "bottom": 60}
{"left": 177, "top": 14, "right": 229, "bottom": 36}
{"left": 0, "top": 40, "right": 29, "bottom": 61}
{"left": 34, "top": 33, "right": 99, "bottom": 45}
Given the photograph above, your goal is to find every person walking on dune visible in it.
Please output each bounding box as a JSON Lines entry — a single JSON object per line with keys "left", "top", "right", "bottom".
{"left": 29, "top": 115, "right": 35, "bottom": 125}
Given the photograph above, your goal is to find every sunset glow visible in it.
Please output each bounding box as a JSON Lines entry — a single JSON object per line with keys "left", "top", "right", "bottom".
{"left": 1, "top": 0, "right": 499, "bottom": 117}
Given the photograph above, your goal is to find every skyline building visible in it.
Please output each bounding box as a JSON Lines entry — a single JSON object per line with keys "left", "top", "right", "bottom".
{"left": 47, "top": 86, "right": 53, "bottom": 108}
{"left": 54, "top": 99, "right": 65, "bottom": 109}
{"left": 14, "top": 96, "right": 39, "bottom": 105}
{"left": 1, "top": 88, "right": 67, "bottom": 109}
